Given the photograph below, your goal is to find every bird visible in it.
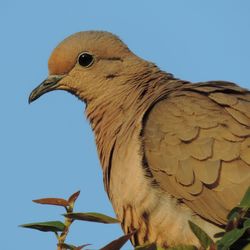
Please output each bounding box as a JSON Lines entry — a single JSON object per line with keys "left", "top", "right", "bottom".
{"left": 29, "top": 31, "right": 250, "bottom": 248}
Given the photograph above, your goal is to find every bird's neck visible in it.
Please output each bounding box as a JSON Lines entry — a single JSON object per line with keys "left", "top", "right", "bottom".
{"left": 85, "top": 66, "right": 186, "bottom": 192}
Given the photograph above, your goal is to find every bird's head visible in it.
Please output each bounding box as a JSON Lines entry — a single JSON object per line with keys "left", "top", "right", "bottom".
{"left": 29, "top": 31, "right": 147, "bottom": 104}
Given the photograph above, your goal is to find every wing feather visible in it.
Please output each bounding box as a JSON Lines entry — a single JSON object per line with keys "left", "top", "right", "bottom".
{"left": 143, "top": 81, "right": 250, "bottom": 224}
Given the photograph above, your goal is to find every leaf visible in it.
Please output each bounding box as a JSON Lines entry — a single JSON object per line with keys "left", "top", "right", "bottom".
{"left": 167, "top": 245, "right": 198, "bottom": 250}
{"left": 244, "top": 219, "right": 250, "bottom": 228}
{"left": 226, "top": 207, "right": 242, "bottom": 230}
{"left": 20, "top": 221, "right": 65, "bottom": 232}
{"left": 216, "top": 228, "right": 246, "bottom": 250}
{"left": 188, "top": 221, "right": 214, "bottom": 250}
{"left": 58, "top": 243, "right": 91, "bottom": 250}
{"left": 239, "top": 187, "right": 250, "bottom": 208}
{"left": 33, "top": 198, "right": 69, "bottom": 207}
{"left": 216, "top": 219, "right": 250, "bottom": 250}
{"left": 74, "top": 244, "right": 91, "bottom": 250}
{"left": 64, "top": 212, "right": 120, "bottom": 224}
{"left": 213, "top": 231, "right": 225, "bottom": 238}
{"left": 100, "top": 231, "right": 136, "bottom": 250}
{"left": 68, "top": 190, "right": 81, "bottom": 205}
{"left": 227, "top": 207, "right": 241, "bottom": 222}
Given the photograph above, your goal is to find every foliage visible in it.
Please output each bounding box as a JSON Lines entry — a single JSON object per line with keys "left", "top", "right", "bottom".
{"left": 20, "top": 190, "right": 127, "bottom": 250}
{"left": 187, "top": 187, "right": 250, "bottom": 250}
{"left": 21, "top": 187, "right": 250, "bottom": 249}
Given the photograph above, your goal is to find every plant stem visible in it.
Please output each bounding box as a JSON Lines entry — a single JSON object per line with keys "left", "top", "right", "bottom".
{"left": 57, "top": 206, "right": 74, "bottom": 250}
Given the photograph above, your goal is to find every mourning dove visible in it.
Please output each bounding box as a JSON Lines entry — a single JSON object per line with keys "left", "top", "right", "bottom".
{"left": 29, "top": 31, "right": 250, "bottom": 248}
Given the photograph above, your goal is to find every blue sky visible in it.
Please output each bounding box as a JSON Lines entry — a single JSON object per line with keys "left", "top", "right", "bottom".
{"left": 1, "top": 1, "right": 250, "bottom": 249}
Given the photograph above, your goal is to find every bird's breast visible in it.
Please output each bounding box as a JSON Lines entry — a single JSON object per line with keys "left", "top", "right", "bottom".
{"left": 107, "top": 125, "right": 205, "bottom": 247}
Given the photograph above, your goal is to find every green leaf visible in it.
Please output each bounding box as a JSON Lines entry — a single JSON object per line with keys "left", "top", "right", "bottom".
{"left": 100, "top": 231, "right": 135, "bottom": 250}
{"left": 227, "top": 207, "right": 241, "bottom": 221}
{"left": 167, "top": 245, "right": 198, "bottom": 250}
{"left": 188, "top": 221, "right": 214, "bottom": 250}
{"left": 216, "top": 228, "right": 246, "bottom": 250}
{"left": 226, "top": 207, "right": 242, "bottom": 231}
{"left": 239, "top": 187, "right": 250, "bottom": 208}
{"left": 213, "top": 231, "right": 225, "bottom": 238}
{"left": 244, "top": 218, "right": 250, "bottom": 228}
{"left": 20, "top": 221, "right": 65, "bottom": 232}
{"left": 217, "top": 218, "right": 250, "bottom": 250}
{"left": 64, "top": 212, "right": 120, "bottom": 224}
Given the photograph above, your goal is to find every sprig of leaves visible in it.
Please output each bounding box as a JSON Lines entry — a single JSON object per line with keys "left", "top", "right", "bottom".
{"left": 186, "top": 187, "right": 250, "bottom": 250}
{"left": 20, "top": 190, "right": 128, "bottom": 250}
{"left": 21, "top": 187, "right": 250, "bottom": 250}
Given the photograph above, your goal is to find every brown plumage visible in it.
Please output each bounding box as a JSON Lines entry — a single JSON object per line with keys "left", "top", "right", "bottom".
{"left": 29, "top": 31, "right": 250, "bottom": 248}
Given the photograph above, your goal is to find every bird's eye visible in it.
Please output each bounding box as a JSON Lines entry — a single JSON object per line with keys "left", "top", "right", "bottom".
{"left": 78, "top": 53, "right": 94, "bottom": 67}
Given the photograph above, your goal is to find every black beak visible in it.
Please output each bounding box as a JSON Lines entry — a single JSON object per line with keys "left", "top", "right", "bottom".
{"left": 28, "top": 75, "right": 65, "bottom": 104}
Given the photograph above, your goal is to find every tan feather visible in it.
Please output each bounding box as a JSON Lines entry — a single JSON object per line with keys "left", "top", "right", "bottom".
{"left": 209, "top": 92, "right": 238, "bottom": 106}
{"left": 225, "top": 107, "right": 250, "bottom": 126}
{"left": 227, "top": 119, "right": 250, "bottom": 137}
{"left": 184, "top": 177, "right": 203, "bottom": 195}
{"left": 176, "top": 160, "right": 194, "bottom": 186}
{"left": 188, "top": 137, "right": 214, "bottom": 160}
{"left": 221, "top": 160, "right": 250, "bottom": 184}
{"left": 194, "top": 159, "right": 221, "bottom": 185}
{"left": 241, "top": 148, "right": 250, "bottom": 165}
{"left": 177, "top": 126, "right": 200, "bottom": 142}
{"left": 233, "top": 99, "right": 250, "bottom": 119}
{"left": 213, "top": 139, "right": 240, "bottom": 161}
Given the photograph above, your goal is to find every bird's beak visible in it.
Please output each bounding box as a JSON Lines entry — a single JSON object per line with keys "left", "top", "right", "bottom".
{"left": 28, "top": 75, "right": 65, "bottom": 103}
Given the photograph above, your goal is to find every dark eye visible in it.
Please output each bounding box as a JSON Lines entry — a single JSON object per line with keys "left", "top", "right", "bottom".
{"left": 78, "top": 53, "right": 94, "bottom": 67}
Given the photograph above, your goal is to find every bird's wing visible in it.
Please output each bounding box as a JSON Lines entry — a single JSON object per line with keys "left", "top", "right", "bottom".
{"left": 143, "top": 81, "right": 250, "bottom": 225}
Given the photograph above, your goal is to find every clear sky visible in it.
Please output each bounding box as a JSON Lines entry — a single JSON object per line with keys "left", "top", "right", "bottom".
{"left": 1, "top": 1, "right": 250, "bottom": 249}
